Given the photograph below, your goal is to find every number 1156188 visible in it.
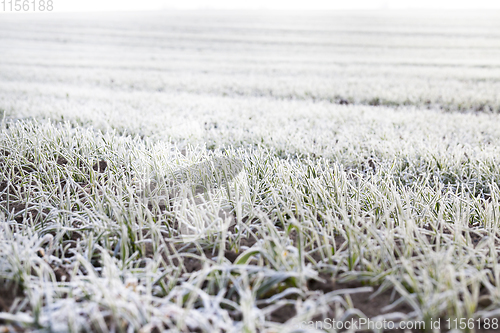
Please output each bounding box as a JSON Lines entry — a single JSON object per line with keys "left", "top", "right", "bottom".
{"left": 1, "top": 0, "right": 53, "bottom": 11}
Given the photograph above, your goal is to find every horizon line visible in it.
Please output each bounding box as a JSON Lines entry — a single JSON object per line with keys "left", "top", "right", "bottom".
{"left": 2, "top": 7, "right": 500, "bottom": 14}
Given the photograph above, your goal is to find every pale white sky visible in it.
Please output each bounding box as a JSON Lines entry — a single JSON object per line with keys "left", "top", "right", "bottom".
{"left": 52, "top": 0, "right": 500, "bottom": 12}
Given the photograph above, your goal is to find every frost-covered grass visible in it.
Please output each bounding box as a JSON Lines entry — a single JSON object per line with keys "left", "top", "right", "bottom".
{"left": 1, "top": 10, "right": 500, "bottom": 333}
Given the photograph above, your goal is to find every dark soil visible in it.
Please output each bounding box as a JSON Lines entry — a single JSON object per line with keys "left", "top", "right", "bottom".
{"left": 92, "top": 160, "right": 108, "bottom": 172}
{"left": 269, "top": 304, "right": 296, "bottom": 323}
{"left": 223, "top": 250, "right": 239, "bottom": 263}
{"left": 223, "top": 234, "right": 259, "bottom": 263}
{"left": 52, "top": 265, "right": 71, "bottom": 282}
{"left": 308, "top": 273, "right": 413, "bottom": 318}
{"left": 0, "top": 283, "right": 23, "bottom": 315}
{"left": 56, "top": 156, "right": 68, "bottom": 166}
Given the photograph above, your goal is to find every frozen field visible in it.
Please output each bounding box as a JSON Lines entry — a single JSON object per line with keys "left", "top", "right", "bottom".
{"left": 1, "top": 10, "right": 500, "bottom": 332}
